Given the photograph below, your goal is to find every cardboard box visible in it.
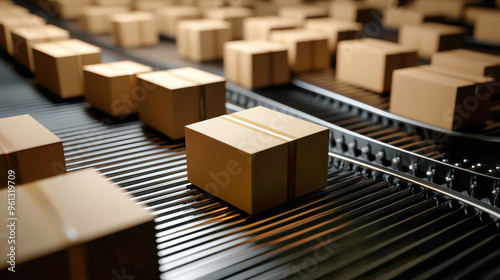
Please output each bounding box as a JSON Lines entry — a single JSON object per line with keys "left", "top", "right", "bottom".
{"left": 336, "top": 38, "right": 417, "bottom": 93}
{"left": 205, "top": 6, "right": 254, "bottom": 40}
{"left": 0, "top": 114, "right": 66, "bottom": 188}
{"left": 474, "top": 11, "right": 500, "bottom": 44}
{"left": 0, "top": 14, "right": 46, "bottom": 55}
{"left": 271, "top": 29, "right": 329, "bottom": 72}
{"left": 11, "top": 24, "right": 70, "bottom": 72}
{"left": 365, "top": 0, "right": 398, "bottom": 10}
{"left": 329, "top": 1, "right": 378, "bottom": 24}
{"left": 0, "top": 4, "right": 29, "bottom": 15}
{"left": 406, "top": 0, "right": 465, "bottom": 20}
{"left": 134, "top": 0, "right": 176, "bottom": 12}
{"left": 94, "top": 0, "right": 131, "bottom": 6}
{"left": 224, "top": 40, "right": 290, "bottom": 89}
{"left": 55, "top": 0, "right": 93, "bottom": 20}
{"left": 431, "top": 49, "right": 500, "bottom": 81}
{"left": 399, "top": 23, "right": 465, "bottom": 59}
{"left": 243, "top": 16, "right": 299, "bottom": 40}
{"left": 304, "top": 17, "right": 362, "bottom": 53}
{"left": 79, "top": 5, "right": 130, "bottom": 35}
{"left": 177, "top": 19, "right": 231, "bottom": 62}
{"left": 169, "top": 67, "right": 227, "bottom": 119}
{"left": 463, "top": 7, "right": 497, "bottom": 24}
{"left": 83, "top": 60, "right": 153, "bottom": 117}
{"left": 33, "top": 39, "right": 102, "bottom": 98}
{"left": 254, "top": 1, "right": 279, "bottom": 16}
{"left": 382, "top": 8, "right": 442, "bottom": 29}
{"left": 272, "top": 0, "right": 302, "bottom": 6}
{"left": 185, "top": 106, "right": 329, "bottom": 215}
{"left": 277, "top": 4, "right": 328, "bottom": 26}
{"left": 0, "top": 169, "right": 159, "bottom": 279}
{"left": 390, "top": 67, "right": 492, "bottom": 130}
{"left": 156, "top": 6, "right": 200, "bottom": 37}
{"left": 111, "top": 11, "right": 158, "bottom": 48}
{"left": 136, "top": 70, "right": 209, "bottom": 140}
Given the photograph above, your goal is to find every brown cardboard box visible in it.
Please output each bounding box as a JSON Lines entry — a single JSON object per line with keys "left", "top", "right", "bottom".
{"left": 390, "top": 67, "right": 492, "bottom": 130}
{"left": 272, "top": 0, "right": 302, "bottom": 6}
{"left": 11, "top": 24, "right": 70, "bottom": 72}
{"left": 137, "top": 70, "right": 201, "bottom": 140}
{"left": 32, "top": 39, "right": 102, "bottom": 98}
{"left": 463, "top": 7, "right": 497, "bottom": 24}
{"left": 0, "top": 114, "right": 66, "bottom": 188}
{"left": 336, "top": 38, "right": 417, "bottom": 93}
{"left": 271, "top": 29, "right": 329, "bottom": 72}
{"left": 431, "top": 49, "right": 500, "bottom": 81}
{"left": 243, "top": 16, "right": 299, "bottom": 40}
{"left": 83, "top": 60, "right": 153, "bottom": 117}
{"left": 382, "top": 8, "right": 442, "bottom": 29}
{"left": 0, "top": 4, "right": 29, "bottom": 15}
{"left": 254, "top": 1, "right": 279, "bottom": 16}
{"left": 185, "top": 106, "right": 329, "bottom": 214}
{"left": 111, "top": 11, "right": 158, "bottom": 48}
{"left": 168, "top": 67, "right": 226, "bottom": 119}
{"left": 329, "top": 1, "right": 378, "bottom": 24}
{"left": 365, "top": 0, "right": 398, "bottom": 10}
{"left": 156, "top": 6, "right": 200, "bottom": 37}
{"left": 134, "top": 0, "right": 176, "bottom": 12}
{"left": 304, "top": 17, "right": 362, "bottom": 53}
{"left": 277, "top": 4, "right": 328, "bottom": 26}
{"left": 0, "top": 169, "right": 159, "bottom": 279}
{"left": 399, "top": 23, "right": 465, "bottom": 59}
{"left": 95, "top": 0, "right": 131, "bottom": 6}
{"left": 177, "top": 19, "right": 231, "bottom": 62}
{"left": 0, "top": 14, "right": 46, "bottom": 55}
{"left": 224, "top": 40, "right": 290, "bottom": 89}
{"left": 406, "top": 0, "right": 465, "bottom": 20}
{"left": 474, "top": 11, "right": 500, "bottom": 44}
{"left": 55, "top": 0, "right": 93, "bottom": 20}
{"left": 205, "top": 6, "right": 254, "bottom": 40}
{"left": 79, "top": 5, "right": 130, "bottom": 35}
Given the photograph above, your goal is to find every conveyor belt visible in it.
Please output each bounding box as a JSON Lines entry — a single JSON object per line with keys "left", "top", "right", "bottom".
{"left": 2, "top": 45, "right": 500, "bottom": 280}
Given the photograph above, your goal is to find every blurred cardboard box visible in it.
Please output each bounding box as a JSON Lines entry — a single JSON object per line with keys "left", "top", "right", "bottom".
{"left": 271, "top": 28, "right": 329, "bottom": 72}
{"left": 0, "top": 169, "right": 159, "bottom": 279}
{"left": 278, "top": 4, "right": 328, "bottom": 26}
{"left": 474, "top": 11, "right": 500, "bottom": 44}
{"left": 431, "top": 49, "right": 500, "bottom": 81}
{"left": 11, "top": 24, "right": 70, "bottom": 72}
{"left": 329, "top": 1, "right": 378, "bottom": 24}
{"left": 224, "top": 40, "right": 289, "bottom": 89}
{"left": 83, "top": 60, "right": 153, "bottom": 117}
{"left": 304, "top": 17, "right": 362, "bottom": 53}
{"left": 0, "top": 4, "right": 29, "bottom": 15}
{"left": 111, "top": 11, "right": 158, "bottom": 48}
{"left": 205, "top": 6, "right": 254, "bottom": 39}
{"left": 390, "top": 66, "right": 492, "bottom": 130}
{"left": 0, "top": 114, "right": 66, "bottom": 188}
{"left": 336, "top": 38, "right": 417, "bottom": 93}
{"left": 79, "top": 5, "right": 130, "bottom": 35}
{"left": 185, "top": 106, "right": 329, "bottom": 214}
{"left": 382, "top": 8, "right": 442, "bottom": 29}
{"left": 33, "top": 39, "right": 102, "bottom": 98}
{"left": 406, "top": 0, "right": 465, "bottom": 20}
{"left": 399, "top": 23, "right": 465, "bottom": 59}
{"left": 463, "top": 7, "right": 497, "bottom": 24}
{"left": 55, "top": 0, "right": 93, "bottom": 20}
{"left": 156, "top": 6, "right": 200, "bottom": 37}
{"left": 243, "top": 16, "right": 298, "bottom": 40}
{"left": 0, "top": 14, "right": 46, "bottom": 55}
{"left": 177, "top": 19, "right": 231, "bottom": 62}
{"left": 95, "top": 0, "right": 132, "bottom": 6}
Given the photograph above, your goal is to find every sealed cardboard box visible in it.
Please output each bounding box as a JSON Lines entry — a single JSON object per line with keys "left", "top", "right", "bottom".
{"left": 382, "top": 8, "right": 442, "bottom": 29}
{"left": 271, "top": 28, "right": 329, "bottom": 72}
{"left": 11, "top": 24, "right": 70, "bottom": 72}
{"left": 431, "top": 49, "right": 500, "bottom": 81}
{"left": 0, "top": 114, "right": 66, "bottom": 188}
{"left": 474, "top": 11, "right": 500, "bottom": 44}
{"left": 177, "top": 19, "right": 231, "bottom": 62}
{"left": 304, "top": 17, "right": 362, "bottom": 53}
{"left": 111, "top": 11, "right": 158, "bottom": 48}
{"left": 185, "top": 106, "right": 329, "bottom": 215}
{"left": 0, "top": 169, "right": 159, "bottom": 279}
{"left": 79, "top": 5, "right": 130, "bottom": 35}
{"left": 0, "top": 14, "right": 46, "bottom": 55}
{"left": 136, "top": 71, "right": 201, "bottom": 140}
{"left": 277, "top": 4, "right": 328, "bottom": 26}
{"left": 55, "top": 0, "right": 93, "bottom": 20}
{"left": 83, "top": 60, "right": 153, "bottom": 117}
{"left": 168, "top": 67, "right": 226, "bottom": 119}
{"left": 156, "top": 6, "right": 200, "bottom": 37}
{"left": 205, "top": 6, "right": 254, "bottom": 40}
{"left": 224, "top": 40, "right": 289, "bottom": 89}
{"left": 336, "top": 38, "right": 417, "bottom": 93}
{"left": 329, "top": 1, "right": 378, "bottom": 24}
{"left": 390, "top": 67, "right": 492, "bottom": 130}
{"left": 399, "top": 23, "right": 465, "bottom": 59}
{"left": 32, "top": 39, "right": 102, "bottom": 98}
{"left": 406, "top": 0, "right": 464, "bottom": 20}
{"left": 243, "top": 16, "right": 299, "bottom": 40}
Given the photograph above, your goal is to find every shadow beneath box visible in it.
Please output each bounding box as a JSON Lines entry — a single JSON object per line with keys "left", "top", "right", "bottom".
{"left": 84, "top": 106, "right": 140, "bottom": 125}
{"left": 1, "top": 53, "right": 35, "bottom": 78}
{"left": 33, "top": 84, "right": 84, "bottom": 104}
{"left": 140, "top": 125, "right": 186, "bottom": 146}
